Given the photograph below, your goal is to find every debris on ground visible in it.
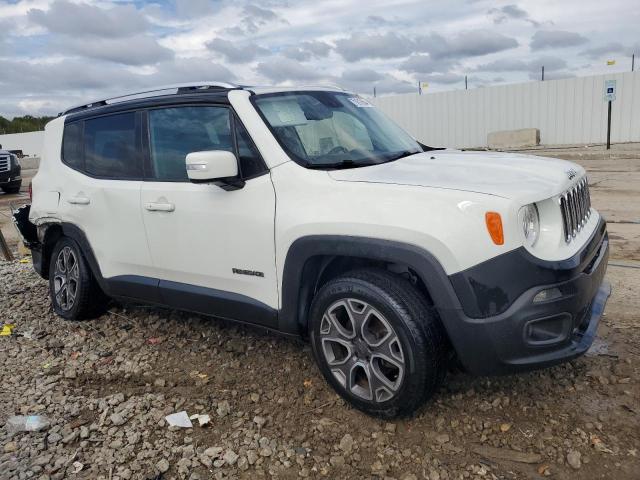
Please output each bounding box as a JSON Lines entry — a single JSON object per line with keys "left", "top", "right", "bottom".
{"left": 165, "top": 411, "right": 193, "bottom": 428}
{"left": 5, "top": 415, "right": 50, "bottom": 433}
{"left": 472, "top": 445, "right": 542, "bottom": 464}
{"left": 0, "top": 323, "right": 15, "bottom": 336}
{"left": 0, "top": 258, "right": 638, "bottom": 479}
{"left": 71, "top": 461, "right": 84, "bottom": 473}
{"left": 189, "top": 413, "right": 211, "bottom": 427}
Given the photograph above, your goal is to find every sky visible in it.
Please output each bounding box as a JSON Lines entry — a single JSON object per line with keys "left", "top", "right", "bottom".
{"left": 0, "top": 0, "right": 638, "bottom": 118}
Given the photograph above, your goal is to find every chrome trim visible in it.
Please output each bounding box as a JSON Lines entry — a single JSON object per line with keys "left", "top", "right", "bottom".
{"left": 559, "top": 177, "right": 592, "bottom": 243}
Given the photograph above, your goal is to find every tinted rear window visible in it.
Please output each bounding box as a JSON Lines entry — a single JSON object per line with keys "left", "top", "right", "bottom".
{"left": 84, "top": 112, "right": 142, "bottom": 178}
{"left": 62, "top": 122, "right": 83, "bottom": 170}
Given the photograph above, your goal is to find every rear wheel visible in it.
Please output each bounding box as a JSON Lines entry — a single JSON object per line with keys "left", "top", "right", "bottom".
{"left": 49, "top": 237, "right": 109, "bottom": 320}
{"left": 309, "top": 268, "right": 447, "bottom": 418}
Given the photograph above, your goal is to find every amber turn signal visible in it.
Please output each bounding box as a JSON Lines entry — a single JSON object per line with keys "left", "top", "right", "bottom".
{"left": 485, "top": 212, "right": 504, "bottom": 245}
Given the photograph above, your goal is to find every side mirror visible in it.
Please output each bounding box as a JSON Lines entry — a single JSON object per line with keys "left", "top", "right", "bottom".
{"left": 185, "top": 150, "right": 244, "bottom": 190}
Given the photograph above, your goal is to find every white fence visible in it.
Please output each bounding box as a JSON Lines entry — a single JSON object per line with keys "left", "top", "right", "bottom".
{"left": 2, "top": 72, "right": 639, "bottom": 154}
{"left": 0, "top": 131, "right": 45, "bottom": 157}
{"left": 372, "top": 71, "right": 640, "bottom": 149}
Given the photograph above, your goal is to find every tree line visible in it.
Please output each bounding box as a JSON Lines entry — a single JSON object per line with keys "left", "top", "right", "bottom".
{"left": 0, "top": 115, "right": 54, "bottom": 134}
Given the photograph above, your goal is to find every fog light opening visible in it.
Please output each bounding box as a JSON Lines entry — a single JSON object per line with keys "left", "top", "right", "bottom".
{"left": 524, "top": 313, "right": 572, "bottom": 346}
{"left": 533, "top": 287, "right": 562, "bottom": 303}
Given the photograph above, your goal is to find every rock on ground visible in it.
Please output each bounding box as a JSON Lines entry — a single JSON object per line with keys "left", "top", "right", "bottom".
{"left": 0, "top": 258, "right": 639, "bottom": 479}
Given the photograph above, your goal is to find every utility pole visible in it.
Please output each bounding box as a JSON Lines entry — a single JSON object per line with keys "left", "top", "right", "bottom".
{"left": 633, "top": 53, "right": 635, "bottom": 72}
{"left": 373, "top": 86, "right": 377, "bottom": 98}
{"left": 465, "top": 75, "right": 468, "bottom": 90}
{"left": 418, "top": 81, "right": 421, "bottom": 95}
{"left": 541, "top": 66, "right": 545, "bottom": 81}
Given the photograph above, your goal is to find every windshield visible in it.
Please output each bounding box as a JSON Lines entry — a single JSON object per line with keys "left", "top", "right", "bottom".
{"left": 253, "top": 91, "right": 423, "bottom": 168}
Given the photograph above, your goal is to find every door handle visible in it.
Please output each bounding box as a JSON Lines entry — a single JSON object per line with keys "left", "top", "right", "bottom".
{"left": 68, "top": 195, "right": 90, "bottom": 205}
{"left": 144, "top": 202, "right": 175, "bottom": 212}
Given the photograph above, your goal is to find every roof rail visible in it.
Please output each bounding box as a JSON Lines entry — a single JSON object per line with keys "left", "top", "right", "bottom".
{"left": 297, "top": 83, "right": 348, "bottom": 91}
{"left": 61, "top": 81, "right": 239, "bottom": 115}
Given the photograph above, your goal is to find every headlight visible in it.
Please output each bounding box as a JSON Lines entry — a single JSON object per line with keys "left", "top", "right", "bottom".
{"left": 519, "top": 204, "right": 539, "bottom": 246}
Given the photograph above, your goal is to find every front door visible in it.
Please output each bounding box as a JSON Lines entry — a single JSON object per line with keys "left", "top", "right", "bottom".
{"left": 140, "top": 104, "right": 278, "bottom": 327}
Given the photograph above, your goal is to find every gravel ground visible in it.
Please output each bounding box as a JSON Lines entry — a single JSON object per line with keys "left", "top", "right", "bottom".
{"left": 1, "top": 148, "right": 640, "bottom": 479}
{"left": 1, "top": 260, "right": 639, "bottom": 480}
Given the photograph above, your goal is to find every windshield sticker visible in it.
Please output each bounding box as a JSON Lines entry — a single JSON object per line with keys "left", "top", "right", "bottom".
{"left": 347, "top": 96, "right": 374, "bottom": 108}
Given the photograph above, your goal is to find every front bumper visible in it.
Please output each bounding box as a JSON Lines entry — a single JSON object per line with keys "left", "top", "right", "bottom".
{"left": 0, "top": 167, "right": 22, "bottom": 186}
{"left": 442, "top": 218, "right": 610, "bottom": 375}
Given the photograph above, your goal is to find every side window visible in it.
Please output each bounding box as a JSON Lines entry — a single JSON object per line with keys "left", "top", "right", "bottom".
{"left": 84, "top": 112, "right": 141, "bottom": 178}
{"left": 234, "top": 118, "right": 265, "bottom": 178}
{"left": 62, "top": 122, "right": 83, "bottom": 170}
{"left": 148, "top": 106, "right": 232, "bottom": 181}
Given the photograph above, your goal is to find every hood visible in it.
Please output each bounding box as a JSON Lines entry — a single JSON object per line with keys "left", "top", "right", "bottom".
{"left": 328, "top": 150, "right": 584, "bottom": 202}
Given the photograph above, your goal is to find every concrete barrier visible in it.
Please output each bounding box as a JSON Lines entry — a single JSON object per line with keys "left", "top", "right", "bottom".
{"left": 0, "top": 131, "right": 45, "bottom": 157}
{"left": 19, "top": 157, "right": 40, "bottom": 170}
{"left": 488, "top": 128, "right": 540, "bottom": 149}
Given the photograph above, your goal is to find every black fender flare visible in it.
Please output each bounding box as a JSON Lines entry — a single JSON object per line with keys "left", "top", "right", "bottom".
{"left": 278, "top": 235, "right": 463, "bottom": 335}
{"left": 58, "top": 223, "right": 111, "bottom": 294}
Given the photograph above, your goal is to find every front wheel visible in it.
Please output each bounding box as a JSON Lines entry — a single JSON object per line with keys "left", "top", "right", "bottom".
{"left": 49, "top": 237, "right": 109, "bottom": 320}
{"left": 309, "top": 269, "right": 447, "bottom": 418}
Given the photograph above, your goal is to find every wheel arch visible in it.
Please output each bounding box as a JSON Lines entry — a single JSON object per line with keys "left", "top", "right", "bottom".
{"left": 37, "top": 222, "right": 108, "bottom": 293}
{"left": 278, "top": 236, "right": 463, "bottom": 336}
{"left": 36, "top": 223, "right": 63, "bottom": 279}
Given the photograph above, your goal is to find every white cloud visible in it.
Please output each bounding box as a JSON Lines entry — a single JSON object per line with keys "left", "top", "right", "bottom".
{"left": 256, "top": 56, "right": 324, "bottom": 83}
{"left": 55, "top": 35, "right": 174, "bottom": 65}
{"left": 207, "top": 38, "right": 271, "bottom": 63}
{"left": 0, "top": 0, "right": 636, "bottom": 117}
{"left": 530, "top": 30, "right": 589, "bottom": 50}
{"left": 28, "top": 0, "right": 149, "bottom": 38}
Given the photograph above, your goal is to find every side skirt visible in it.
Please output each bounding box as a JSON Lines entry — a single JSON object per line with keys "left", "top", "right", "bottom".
{"left": 105, "top": 275, "right": 279, "bottom": 330}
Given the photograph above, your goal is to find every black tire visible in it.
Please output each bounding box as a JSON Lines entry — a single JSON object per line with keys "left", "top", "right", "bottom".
{"left": 2, "top": 184, "right": 21, "bottom": 194}
{"left": 48, "top": 237, "right": 109, "bottom": 320}
{"left": 309, "top": 268, "right": 448, "bottom": 418}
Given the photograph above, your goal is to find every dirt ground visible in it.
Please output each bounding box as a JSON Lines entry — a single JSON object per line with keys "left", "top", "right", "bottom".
{"left": 1, "top": 144, "right": 639, "bottom": 480}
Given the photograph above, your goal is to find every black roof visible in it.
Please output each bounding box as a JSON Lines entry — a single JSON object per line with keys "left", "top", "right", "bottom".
{"left": 64, "top": 87, "right": 236, "bottom": 123}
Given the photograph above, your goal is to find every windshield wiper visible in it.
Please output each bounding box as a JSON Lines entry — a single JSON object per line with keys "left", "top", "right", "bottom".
{"left": 418, "top": 141, "right": 446, "bottom": 152}
{"left": 306, "top": 159, "right": 374, "bottom": 169}
{"left": 380, "top": 149, "right": 421, "bottom": 163}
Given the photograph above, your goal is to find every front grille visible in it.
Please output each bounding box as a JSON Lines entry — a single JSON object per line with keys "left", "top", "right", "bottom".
{"left": 559, "top": 177, "right": 591, "bottom": 243}
{"left": 0, "top": 156, "right": 9, "bottom": 173}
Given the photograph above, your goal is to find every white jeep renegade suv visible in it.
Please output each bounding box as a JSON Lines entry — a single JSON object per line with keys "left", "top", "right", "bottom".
{"left": 14, "top": 82, "right": 610, "bottom": 418}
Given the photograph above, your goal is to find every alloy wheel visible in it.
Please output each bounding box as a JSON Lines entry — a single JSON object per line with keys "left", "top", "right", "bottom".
{"left": 319, "top": 298, "right": 405, "bottom": 403}
{"left": 53, "top": 246, "right": 79, "bottom": 311}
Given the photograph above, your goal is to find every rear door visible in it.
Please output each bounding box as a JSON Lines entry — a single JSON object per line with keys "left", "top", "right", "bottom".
{"left": 59, "top": 112, "right": 157, "bottom": 298}
{"left": 139, "top": 104, "right": 278, "bottom": 326}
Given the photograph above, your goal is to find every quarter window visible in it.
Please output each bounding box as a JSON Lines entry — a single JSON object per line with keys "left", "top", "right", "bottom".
{"left": 84, "top": 112, "right": 141, "bottom": 178}
{"left": 62, "top": 122, "right": 83, "bottom": 170}
{"left": 148, "top": 106, "right": 233, "bottom": 181}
